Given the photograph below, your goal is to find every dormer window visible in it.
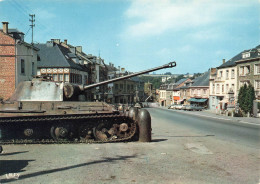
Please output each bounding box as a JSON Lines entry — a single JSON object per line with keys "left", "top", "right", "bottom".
{"left": 242, "top": 52, "right": 250, "bottom": 58}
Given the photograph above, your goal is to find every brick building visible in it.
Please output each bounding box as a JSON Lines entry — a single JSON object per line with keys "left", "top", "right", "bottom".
{"left": 0, "top": 22, "right": 38, "bottom": 100}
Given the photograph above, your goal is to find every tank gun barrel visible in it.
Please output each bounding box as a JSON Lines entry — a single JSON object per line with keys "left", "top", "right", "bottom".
{"left": 83, "top": 61, "right": 176, "bottom": 91}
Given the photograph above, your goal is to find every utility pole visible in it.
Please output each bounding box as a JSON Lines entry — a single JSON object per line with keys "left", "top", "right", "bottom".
{"left": 29, "top": 14, "right": 35, "bottom": 45}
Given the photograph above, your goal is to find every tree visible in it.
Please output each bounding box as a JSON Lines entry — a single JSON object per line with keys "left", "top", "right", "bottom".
{"left": 175, "top": 74, "right": 184, "bottom": 82}
{"left": 238, "top": 84, "right": 247, "bottom": 111}
{"left": 244, "top": 84, "right": 255, "bottom": 114}
{"left": 238, "top": 83, "right": 256, "bottom": 114}
{"left": 164, "top": 72, "right": 172, "bottom": 75}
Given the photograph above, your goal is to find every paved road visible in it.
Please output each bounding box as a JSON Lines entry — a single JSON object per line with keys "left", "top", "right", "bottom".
{"left": 150, "top": 108, "right": 260, "bottom": 148}
{"left": 0, "top": 108, "right": 259, "bottom": 184}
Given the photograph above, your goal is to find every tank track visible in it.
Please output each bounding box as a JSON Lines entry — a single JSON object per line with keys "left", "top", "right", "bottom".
{"left": 0, "top": 113, "right": 137, "bottom": 144}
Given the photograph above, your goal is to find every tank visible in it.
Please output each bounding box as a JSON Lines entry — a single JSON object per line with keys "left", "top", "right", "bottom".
{"left": 0, "top": 62, "right": 176, "bottom": 148}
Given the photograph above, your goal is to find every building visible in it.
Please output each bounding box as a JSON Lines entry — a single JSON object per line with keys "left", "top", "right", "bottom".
{"left": 179, "top": 80, "right": 194, "bottom": 105}
{"left": 209, "top": 58, "right": 238, "bottom": 111}
{"left": 171, "top": 78, "right": 191, "bottom": 105}
{"left": 188, "top": 71, "right": 210, "bottom": 107}
{"left": 209, "top": 45, "right": 260, "bottom": 112}
{"left": 158, "top": 78, "right": 191, "bottom": 106}
{"left": 106, "top": 65, "right": 143, "bottom": 104}
{"left": 158, "top": 84, "right": 168, "bottom": 106}
{"left": 0, "top": 22, "right": 39, "bottom": 100}
{"left": 35, "top": 41, "right": 89, "bottom": 100}
{"left": 236, "top": 45, "right": 260, "bottom": 99}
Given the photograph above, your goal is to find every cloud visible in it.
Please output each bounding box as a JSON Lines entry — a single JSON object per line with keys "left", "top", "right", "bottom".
{"left": 123, "top": 0, "right": 251, "bottom": 38}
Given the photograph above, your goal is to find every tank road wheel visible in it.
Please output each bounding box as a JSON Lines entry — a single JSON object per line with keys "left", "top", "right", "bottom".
{"left": 78, "top": 125, "right": 93, "bottom": 141}
{"left": 93, "top": 121, "right": 136, "bottom": 142}
{"left": 93, "top": 122, "right": 111, "bottom": 141}
{"left": 50, "top": 124, "right": 74, "bottom": 141}
{"left": 24, "top": 128, "right": 34, "bottom": 137}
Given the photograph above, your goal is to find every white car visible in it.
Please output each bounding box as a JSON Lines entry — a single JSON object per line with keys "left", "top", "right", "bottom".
{"left": 168, "top": 104, "right": 177, "bottom": 109}
{"left": 175, "top": 104, "right": 185, "bottom": 110}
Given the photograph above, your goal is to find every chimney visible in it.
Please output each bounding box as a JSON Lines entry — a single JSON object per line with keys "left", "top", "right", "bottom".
{"left": 64, "top": 39, "right": 67, "bottom": 45}
{"left": 2, "top": 22, "right": 9, "bottom": 34}
{"left": 222, "top": 59, "right": 225, "bottom": 64}
{"left": 51, "top": 39, "right": 60, "bottom": 44}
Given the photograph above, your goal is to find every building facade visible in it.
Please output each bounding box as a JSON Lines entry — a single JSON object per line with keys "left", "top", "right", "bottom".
{"left": 35, "top": 41, "right": 89, "bottom": 101}
{"left": 0, "top": 22, "right": 38, "bottom": 100}
{"left": 209, "top": 58, "right": 238, "bottom": 110}
{"left": 236, "top": 46, "right": 260, "bottom": 99}
{"left": 188, "top": 71, "right": 210, "bottom": 107}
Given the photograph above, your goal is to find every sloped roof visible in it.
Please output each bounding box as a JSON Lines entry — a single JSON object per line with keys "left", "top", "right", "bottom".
{"left": 176, "top": 78, "right": 188, "bottom": 84}
{"left": 217, "top": 52, "right": 241, "bottom": 69}
{"left": 35, "top": 43, "right": 87, "bottom": 71}
{"left": 218, "top": 45, "right": 260, "bottom": 68}
{"left": 191, "top": 71, "right": 210, "bottom": 87}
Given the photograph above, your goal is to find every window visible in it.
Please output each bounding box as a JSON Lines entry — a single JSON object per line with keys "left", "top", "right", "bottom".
{"left": 32, "top": 62, "right": 35, "bottom": 76}
{"left": 53, "top": 74, "right": 58, "bottom": 81}
{"left": 226, "top": 84, "right": 229, "bottom": 93}
{"left": 239, "top": 66, "right": 244, "bottom": 76}
{"left": 226, "top": 70, "right": 229, "bottom": 79}
{"left": 240, "top": 81, "right": 249, "bottom": 88}
{"left": 216, "top": 84, "right": 220, "bottom": 94}
{"left": 21, "top": 59, "right": 25, "bottom": 74}
{"left": 64, "top": 74, "right": 69, "bottom": 82}
{"left": 240, "top": 65, "right": 250, "bottom": 76}
{"left": 120, "top": 84, "right": 123, "bottom": 89}
{"left": 222, "top": 85, "right": 224, "bottom": 93}
{"left": 242, "top": 52, "right": 250, "bottom": 58}
{"left": 219, "top": 71, "right": 223, "bottom": 78}
{"left": 231, "top": 69, "right": 235, "bottom": 79}
{"left": 212, "top": 84, "right": 215, "bottom": 94}
{"left": 245, "top": 65, "right": 250, "bottom": 75}
{"left": 255, "top": 80, "right": 260, "bottom": 89}
{"left": 203, "top": 89, "right": 207, "bottom": 95}
{"left": 231, "top": 84, "right": 234, "bottom": 91}
{"left": 59, "top": 74, "right": 63, "bottom": 82}
{"left": 115, "top": 84, "right": 118, "bottom": 89}
{"left": 198, "top": 89, "right": 201, "bottom": 96}
{"left": 255, "top": 64, "right": 260, "bottom": 75}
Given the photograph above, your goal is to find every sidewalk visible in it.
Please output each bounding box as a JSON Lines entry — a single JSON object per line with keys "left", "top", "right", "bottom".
{"left": 158, "top": 106, "right": 260, "bottom": 126}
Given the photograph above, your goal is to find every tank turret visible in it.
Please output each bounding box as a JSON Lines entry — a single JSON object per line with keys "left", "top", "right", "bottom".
{"left": 8, "top": 62, "right": 176, "bottom": 102}
{"left": 0, "top": 61, "right": 176, "bottom": 148}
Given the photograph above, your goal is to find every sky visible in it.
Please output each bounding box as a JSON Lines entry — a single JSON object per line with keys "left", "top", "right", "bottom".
{"left": 0, "top": 0, "right": 259, "bottom": 74}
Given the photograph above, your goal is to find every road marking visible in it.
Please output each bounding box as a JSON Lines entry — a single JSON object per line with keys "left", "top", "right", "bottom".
{"left": 185, "top": 143, "right": 213, "bottom": 155}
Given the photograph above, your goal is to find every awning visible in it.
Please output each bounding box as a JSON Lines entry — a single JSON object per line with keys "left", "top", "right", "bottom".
{"left": 188, "top": 98, "right": 208, "bottom": 103}
{"left": 173, "top": 96, "right": 180, "bottom": 100}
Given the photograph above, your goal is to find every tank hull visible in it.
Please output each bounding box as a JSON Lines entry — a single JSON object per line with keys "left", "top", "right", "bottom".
{"left": 0, "top": 102, "right": 149, "bottom": 144}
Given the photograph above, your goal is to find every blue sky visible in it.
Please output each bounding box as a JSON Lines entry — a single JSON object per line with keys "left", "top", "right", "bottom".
{"left": 0, "top": 0, "right": 259, "bottom": 74}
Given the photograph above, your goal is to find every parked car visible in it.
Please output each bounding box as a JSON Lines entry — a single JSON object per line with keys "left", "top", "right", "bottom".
{"left": 175, "top": 104, "right": 185, "bottom": 110}
{"left": 184, "top": 104, "right": 204, "bottom": 111}
{"left": 168, "top": 104, "right": 177, "bottom": 109}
